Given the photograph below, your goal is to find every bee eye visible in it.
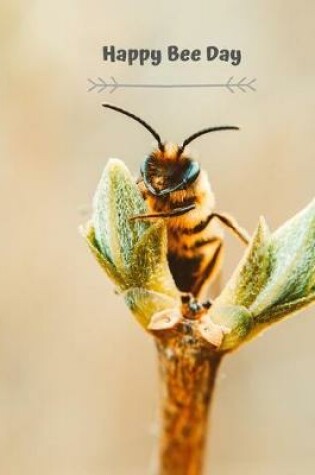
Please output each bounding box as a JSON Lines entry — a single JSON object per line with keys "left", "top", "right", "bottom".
{"left": 184, "top": 160, "right": 200, "bottom": 186}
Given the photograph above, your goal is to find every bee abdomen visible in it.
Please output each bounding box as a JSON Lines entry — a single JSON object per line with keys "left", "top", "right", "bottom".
{"left": 167, "top": 240, "right": 223, "bottom": 295}
{"left": 167, "top": 252, "right": 203, "bottom": 293}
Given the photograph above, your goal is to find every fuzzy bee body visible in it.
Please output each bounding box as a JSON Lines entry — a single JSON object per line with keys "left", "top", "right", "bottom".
{"left": 103, "top": 104, "right": 249, "bottom": 299}
{"left": 138, "top": 145, "right": 224, "bottom": 296}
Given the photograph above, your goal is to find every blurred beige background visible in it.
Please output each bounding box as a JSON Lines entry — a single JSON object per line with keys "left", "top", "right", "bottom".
{"left": 0, "top": 1, "right": 314, "bottom": 474}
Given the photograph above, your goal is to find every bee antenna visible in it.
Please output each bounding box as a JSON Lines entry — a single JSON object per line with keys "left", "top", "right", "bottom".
{"left": 102, "top": 104, "right": 165, "bottom": 152}
{"left": 181, "top": 126, "right": 240, "bottom": 150}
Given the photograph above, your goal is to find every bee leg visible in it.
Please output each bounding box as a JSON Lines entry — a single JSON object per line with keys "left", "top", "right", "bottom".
{"left": 180, "top": 292, "right": 194, "bottom": 304}
{"left": 130, "top": 204, "right": 196, "bottom": 221}
{"left": 192, "top": 240, "right": 224, "bottom": 297}
{"left": 180, "top": 293, "right": 211, "bottom": 320}
{"left": 212, "top": 212, "right": 250, "bottom": 245}
{"left": 181, "top": 293, "right": 200, "bottom": 318}
{"left": 202, "top": 299, "right": 213, "bottom": 309}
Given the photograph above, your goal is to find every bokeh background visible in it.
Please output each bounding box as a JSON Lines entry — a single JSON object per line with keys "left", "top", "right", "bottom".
{"left": 1, "top": 1, "right": 314, "bottom": 474}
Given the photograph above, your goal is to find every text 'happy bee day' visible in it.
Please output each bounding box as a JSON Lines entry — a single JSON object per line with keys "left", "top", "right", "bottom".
{"left": 102, "top": 45, "right": 242, "bottom": 67}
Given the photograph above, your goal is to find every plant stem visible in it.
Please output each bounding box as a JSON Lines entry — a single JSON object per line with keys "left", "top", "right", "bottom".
{"left": 155, "top": 331, "right": 222, "bottom": 475}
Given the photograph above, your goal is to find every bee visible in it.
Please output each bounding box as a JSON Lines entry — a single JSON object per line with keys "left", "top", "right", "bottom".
{"left": 102, "top": 104, "right": 250, "bottom": 299}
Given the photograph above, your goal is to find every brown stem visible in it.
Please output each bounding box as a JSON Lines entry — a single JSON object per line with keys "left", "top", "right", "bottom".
{"left": 155, "top": 330, "right": 222, "bottom": 475}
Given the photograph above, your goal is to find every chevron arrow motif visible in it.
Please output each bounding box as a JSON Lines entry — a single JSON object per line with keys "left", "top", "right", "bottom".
{"left": 87, "top": 76, "right": 257, "bottom": 94}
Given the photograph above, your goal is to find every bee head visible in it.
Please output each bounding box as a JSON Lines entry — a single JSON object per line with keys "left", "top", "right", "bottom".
{"left": 140, "top": 144, "right": 200, "bottom": 197}
{"left": 102, "top": 104, "right": 239, "bottom": 197}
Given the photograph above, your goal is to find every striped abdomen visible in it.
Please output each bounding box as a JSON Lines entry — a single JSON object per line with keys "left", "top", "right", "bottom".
{"left": 144, "top": 170, "right": 224, "bottom": 297}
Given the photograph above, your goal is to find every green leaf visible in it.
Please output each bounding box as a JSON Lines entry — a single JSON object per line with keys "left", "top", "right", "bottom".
{"left": 93, "top": 159, "right": 150, "bottom": 277}
{"left": 123, "top": 288, "right": 179, "bottom": 329}
{"left": 211, "top": 200, "right": 315, "bottom": 350}
{"left": 130, "top": 221, "right": 179, "bottom": 300}
{"left": 257, "top": 292, "right": 315, "bottom": 328}
{"left": 83, "top": 159, "right": 180, "bottom": 329}
{"left": 215, "top": 217, "right": 271, "bottom": 308}
{"left": 251, "top": 199, "right": 315, "bottom": 316}
{"left": 198, "top": 304, "right": 252, "bottom": 350}
{"left": 81, "top": 222, "right": 125, "bottom": 289}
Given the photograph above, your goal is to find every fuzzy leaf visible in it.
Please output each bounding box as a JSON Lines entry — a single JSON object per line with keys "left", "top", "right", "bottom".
{"left": 215, "top": 217, "right": 271, "bottom": 308}
{"left": 93, "top": 159, "right": 150, "bottom": 278}
{"left": 198, "top": 305, "right": 252, "bottom": 350}
{"left": 256, "top": 292, "right": 315, "bottom": 327}
{"left": 123, "top": 288, "right": 179, "bottom": 329}
{"left": 211, "top": 200, "right": 315, "bottom": 350}
{"left": 83, "top": 159, "right": 180, "bottom": 329}
{"left": 81, "top": 222, "right": 125, "bottom": 289}
{"left": 251, "top": 200, "right": 315, "bottom": 316}
{"left": 130, "top": 221, "right": 179, "bottom": 300}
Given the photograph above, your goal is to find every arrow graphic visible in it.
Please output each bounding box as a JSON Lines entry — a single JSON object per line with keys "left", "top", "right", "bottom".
{"left": 225, "top": 76, "right": 256, "bottom": 93}
{"left": 87, "top": 76, "right": 257, "bottom": 94}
